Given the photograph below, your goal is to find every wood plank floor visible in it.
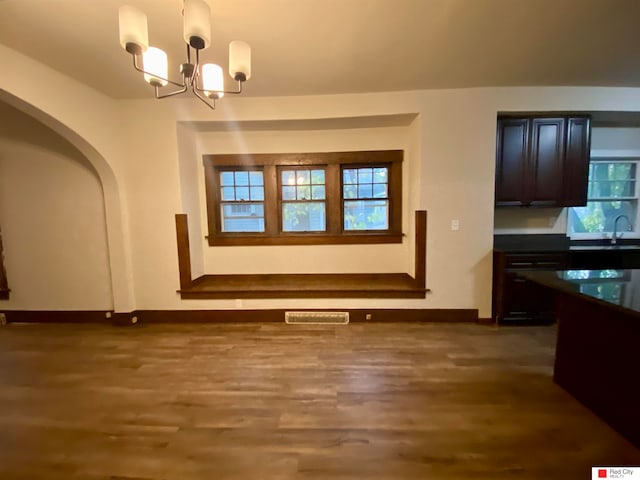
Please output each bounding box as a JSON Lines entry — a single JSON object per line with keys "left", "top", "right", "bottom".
{"left": 0, "top": 322, "right": 637, "bottom": 479}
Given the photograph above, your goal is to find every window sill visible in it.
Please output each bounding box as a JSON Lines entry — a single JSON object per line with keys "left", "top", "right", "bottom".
{"left": 207, "top": 232, "right": 403, "bottom": 246}
{"left": 179, "top": 273, "right": 428, "bottom": 299}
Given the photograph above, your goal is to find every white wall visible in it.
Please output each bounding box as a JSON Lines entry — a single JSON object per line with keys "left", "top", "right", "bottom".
{"left": 0, "top": 102, "right": 112, "bottom": 310}
{"left": 192, "top": 125, "right": 413, "bottom": 275}
{"left": 591, "top": 127, "right": 640, "bottom": 157}
{"left": 0, "top": 44, "right": 136, "bottom": 312}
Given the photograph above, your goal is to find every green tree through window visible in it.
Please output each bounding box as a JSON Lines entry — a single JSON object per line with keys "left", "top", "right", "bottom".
{"left": 569, "top": 160, "right": 637, "bottom": 236}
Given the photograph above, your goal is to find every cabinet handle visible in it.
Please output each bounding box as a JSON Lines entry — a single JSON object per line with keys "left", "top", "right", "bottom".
{"left": 537, "top": 262, "right": 560, "bottom": 267}
{"left": 513, "top": 278, "right": 527, "bottom": 283}
{"left": 510, "top": 262, "right": 534, "bottom": 267}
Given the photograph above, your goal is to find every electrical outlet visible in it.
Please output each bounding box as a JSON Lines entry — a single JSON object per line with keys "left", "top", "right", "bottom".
{"left": 105, "top": 311, "right": 112, "bottom": 319}
{"left": 365, "top": 313, "right": 372, "bottom": 320}
{"left": 451, "top": 219, "right": 460, "bottom": 231}
{"left": 131, "top": 316, "right": 138, "bottom": 324}
{"left": 0, "top": 313, "right": 6, "bottom": 326}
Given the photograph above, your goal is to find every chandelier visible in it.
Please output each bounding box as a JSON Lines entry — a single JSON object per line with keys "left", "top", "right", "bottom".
{"left": 118, "top": 0, "right": 251, "bottom": 110}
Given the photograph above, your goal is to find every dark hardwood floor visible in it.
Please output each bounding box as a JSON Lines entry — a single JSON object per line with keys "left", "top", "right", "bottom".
{"left": 0, "top": 322, "right": 637, "bottom": 479}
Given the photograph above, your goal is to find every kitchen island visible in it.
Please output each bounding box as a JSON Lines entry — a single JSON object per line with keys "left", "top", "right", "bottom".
{"left": 522, "top": 269, "right": 640, "bottom": 448}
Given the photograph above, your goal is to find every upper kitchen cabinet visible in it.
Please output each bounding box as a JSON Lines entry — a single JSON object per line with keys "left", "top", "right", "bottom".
{"left": 495, "top": 114, "right": 591, "bottom": 207}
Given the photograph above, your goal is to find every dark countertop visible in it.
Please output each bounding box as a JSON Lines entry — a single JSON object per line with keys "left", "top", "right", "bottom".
{"left": 568, "top": 245, "right": 640, "bottom": 251}
{"left": 521, "top": 269, "right": 640, "bottom": 319}
{"left": 494, "top": 234, "right": 640, "bottom": 253}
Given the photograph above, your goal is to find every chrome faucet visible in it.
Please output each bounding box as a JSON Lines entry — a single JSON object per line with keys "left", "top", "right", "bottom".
{"left": 612, "top": 214, "right": 632, "bottom": 245}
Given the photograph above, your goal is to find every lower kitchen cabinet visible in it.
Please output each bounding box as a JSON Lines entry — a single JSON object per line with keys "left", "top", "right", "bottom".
{"left": 492, "top": 251, "right": 569, "bottom": 324}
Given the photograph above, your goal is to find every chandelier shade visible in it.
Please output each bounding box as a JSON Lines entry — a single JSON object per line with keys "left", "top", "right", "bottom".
{"left": 118, "top": 2, "right": 251, "bottom": 110}
{"left": 202, "top": 64, "right": 224, "bottom": 99}
{"left": 143, "top": 47, "right": 169, "bottom": 87}
{"left": 118, "top": 5, "right": 148, "bottom": 54}
{"left": 183, "top": 0, "right": 211, "bottom": 50}
{"left": 229, "top": 41, "right": 251, "bottom": 81}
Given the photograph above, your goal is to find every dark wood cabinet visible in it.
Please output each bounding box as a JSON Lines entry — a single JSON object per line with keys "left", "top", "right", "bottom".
{"left": 495, "top": 118, "right": 529, "bottom": 206}
{"left": 563, "top": 117, "right": 592, "bottom": 206}
{"left": 495, "top": 114, "right": 591, "bottom": 207}
{"left": 492, "top": 245, "right": 640, "bottom": 324}
{"left": 492, "top": 250, "right": 568, "bottom": 324}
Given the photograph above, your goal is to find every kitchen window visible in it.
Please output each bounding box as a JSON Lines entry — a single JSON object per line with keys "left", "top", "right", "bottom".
{"left": 568, "top": 158, "right": 640, "bottom": 239}
{"left": 203, "top": 150, "right": 403, "bottom": 246}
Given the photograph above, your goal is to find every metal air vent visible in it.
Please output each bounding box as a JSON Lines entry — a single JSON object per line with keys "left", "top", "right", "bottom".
{"left": 285, "top": 311, "right": 349, "bottom": 325}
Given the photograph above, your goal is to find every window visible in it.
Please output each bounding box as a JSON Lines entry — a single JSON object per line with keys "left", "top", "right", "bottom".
{"left": 568, "top": 159, "right": 640, "bottom": 239}
{"left": 203, "top": 150, "right": 403, "bottom": 246}
{"left": 280, "top": 168, "right": 326, "bottom": 232}
{"left": 219, "top": 170, "right": 265, "bottom": 232}
{"left": 343, "top": 166, "right": 389, "bottom": 230}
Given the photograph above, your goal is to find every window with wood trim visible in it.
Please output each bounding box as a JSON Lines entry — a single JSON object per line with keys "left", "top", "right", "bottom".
{"left": 280, "top": 168, "right": 326, "bottom": 232}
{"left": 203, "top": 150, "right": 403, "bottom": 246}
{"left": 219, "top": 169, "right": 265, "bottom": 232}
{"left": 343, "top": 166, "right": 389, "bottom": 231}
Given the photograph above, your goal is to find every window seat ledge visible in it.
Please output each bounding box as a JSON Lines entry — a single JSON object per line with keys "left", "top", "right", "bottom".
{"left": 179, "top": 273, "right": 428, "bottom": 299}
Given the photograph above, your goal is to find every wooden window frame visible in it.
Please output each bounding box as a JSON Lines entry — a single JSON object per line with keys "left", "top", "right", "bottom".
{"left": 278, "top": 166, "right": 327, "bottom": 233}
{"left": 217, "top": 168, "right": 266, "bottom": 234}
{"left": 342, "top": 164, "right": 391, "bottom": 232}
{"left": 204, "top": 150, "right": 403, "bottom": 246}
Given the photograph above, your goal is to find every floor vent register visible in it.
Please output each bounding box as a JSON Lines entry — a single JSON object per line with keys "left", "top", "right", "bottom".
{"left": 285, "top": 311, "right": 349, "bottom": 325}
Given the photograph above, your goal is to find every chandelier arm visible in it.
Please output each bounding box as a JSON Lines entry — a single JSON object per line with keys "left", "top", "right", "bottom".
{"left": 225, "top": 80, "right": 244, "bottom": 95}
{"left": 193, "top": 79, "right": 244, "bottom": 96}
{"left": 185, "top": 45, "right": 198, "bottom": 86}
{"left": 154, "top": 84, "right": 189, "bottom": 99}
{"left": 191, "top": 47, "right": 202, "bottom": 88}
{"left": 191, "top": 85, "right": 216, "bottom": 110}
{"left": 132, "top": 54, "right": 186, "bottom": 88}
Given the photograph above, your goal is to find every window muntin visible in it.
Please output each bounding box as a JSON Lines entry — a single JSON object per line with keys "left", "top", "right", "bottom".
{"left": 569, "top": 160, "right": 639, "bottom": 238}
{"left": 280, "top": 168, "right": 326, "bottom": 232}
{"left": 343, "top": 167, "right": 389, "bottom": 230}
{"left": 219, "top": 169, "right": 265, "bottom": 232}
{"left": 203, "top": 150, "right": 403, "bottom": 245}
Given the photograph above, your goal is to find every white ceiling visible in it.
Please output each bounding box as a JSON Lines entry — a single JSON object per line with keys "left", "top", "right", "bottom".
{"left": 2, "top": 0, "right": 640, "bottom": 100}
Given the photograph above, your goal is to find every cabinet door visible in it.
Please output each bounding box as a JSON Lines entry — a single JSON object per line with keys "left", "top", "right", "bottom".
{"left": 495, "top": 118, "right": 529, "bottom": 206}
{"left": 562, "top": 116, "right": 591, "bottom": 207}
{"left": 528, "top": 118, "right": 565, "bottom": 206}
{"left": 501, "top": 275, "right": 556, "bottom": 323}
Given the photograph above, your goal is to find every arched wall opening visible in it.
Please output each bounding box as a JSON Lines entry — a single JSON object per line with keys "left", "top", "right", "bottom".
{"left": 0, "top": 91, "right": 132, "bottom": 312}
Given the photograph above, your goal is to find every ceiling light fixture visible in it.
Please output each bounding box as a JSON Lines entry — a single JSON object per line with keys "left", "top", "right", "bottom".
{"left": 118, "top": 0, "right": 251, "bottom": 110}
